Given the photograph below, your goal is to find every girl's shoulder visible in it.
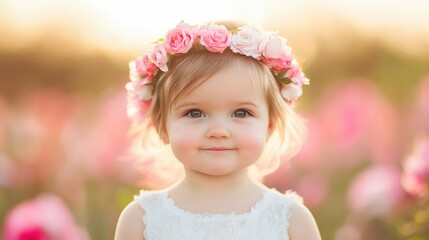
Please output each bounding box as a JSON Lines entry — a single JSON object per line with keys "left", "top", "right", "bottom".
{"left": 115, "top": 189, "right": 165, "bottom": 240}
{"left": 274, "top": 190, "right": 321, "bottom": 239}
{"left": 115, "top": 200, "right": 145, "bottom": 240}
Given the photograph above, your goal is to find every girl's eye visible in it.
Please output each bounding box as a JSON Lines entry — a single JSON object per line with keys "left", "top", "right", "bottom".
{"left": 232, "top": 109, "right": 250, "bottom": 118}
{"left": 186, "top": 109, "right": 205, "bottom": 118}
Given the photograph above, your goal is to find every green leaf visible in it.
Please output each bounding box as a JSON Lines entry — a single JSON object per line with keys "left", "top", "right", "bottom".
{"left": 278, "top": 68, "right": 291, "bottom": 79}
{"left": 140, "top": 73, "right": 148, "bottom": 79}
{"left": 152, "top": 38, "right": 164, "bottom": 44}
{"left": 277, "top": 76, "right": 292, "bottom": 85}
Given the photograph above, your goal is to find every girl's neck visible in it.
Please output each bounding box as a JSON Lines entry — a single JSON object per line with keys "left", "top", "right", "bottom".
{"left": 167, "top": 168, "right": 268, "bottom": 215}
{"left": 172, "top": 168, "right": 265, "bottom": 196}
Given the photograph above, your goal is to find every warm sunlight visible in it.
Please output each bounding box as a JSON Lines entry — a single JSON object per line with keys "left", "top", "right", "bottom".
{"left": 84, "top": 0, "right": 236, "bottom": 50}
{"left": 1, "top": 0, "right": 428, "bottom": 55}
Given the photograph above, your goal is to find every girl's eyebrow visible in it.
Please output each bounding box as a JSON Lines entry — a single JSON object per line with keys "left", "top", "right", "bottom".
{"left": 174, "top": 102, "right": 200, "bottom": 110}
{"left": 234, "top": 101, "right": 261, "bottom": 108}
{"left": 175, "top": 101, "right": 261, "bottom": 110}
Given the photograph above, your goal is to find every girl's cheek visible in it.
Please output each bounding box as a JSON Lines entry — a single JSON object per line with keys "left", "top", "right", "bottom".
{"left": 238, "top": 127, "right": 267, "bottom": 148}
{"left": 169, "top": 124, "right": 201, "bottom": 147}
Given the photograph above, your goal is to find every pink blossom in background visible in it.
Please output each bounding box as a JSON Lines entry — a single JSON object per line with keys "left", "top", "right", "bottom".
{"left": 347, "top": 164, "right": 404, "bottom": 218}
{"left": 264, "top": 157, "right": 328, "bottom": 208}
{"left": 295, "top": 174, "right": 329, "bottom": 208}
{"left": 14, "top": 89, "right": 77, "bottom": 162}
{"left": 314, "top": 79, "right": 400, "bottom": 168}
{"left": 263, "top": 162, "right": 297, "bottom": 194}
{"left": 401, "top": 173, "right": 427, "bottom": 198}
{"left": 292, "top": 116, "right": 324, "bottom": 170}
{"left": 364, "top": 91, "right": 400, "bottom": 164}
{"left": 401, "top": 138, "right": 429, "bottom": 197}
{"left": 6, "top": 89, "right": 79, "bottom": 186}
{"left": 314, "top": 80, "right": 370, "bottom": 167}
{"left": 21, "top": 89, "right": 78, "bottom": 140}
{"left": 84, "top": 90, "right": 133, "bottom": 179}
{"left": 413, "top": 75, "right": 429, "bottom": 134}
{"left": 3, "top": 194, "right": 89, "bottom": 240}
{"left": 264, "top": 164, "right": 329, "bottom": 208}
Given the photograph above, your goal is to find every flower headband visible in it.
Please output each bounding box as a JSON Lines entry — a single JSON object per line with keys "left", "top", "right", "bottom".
{"left": 126, "top": 22, "right": 309, "bottom": 121}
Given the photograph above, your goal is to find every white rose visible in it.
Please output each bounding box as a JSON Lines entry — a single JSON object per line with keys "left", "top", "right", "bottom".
{"left": 125, "top": 79, "right": 153, "bottom": 101}
{"left": 280, "top": 83, "right": 303, "bottom": 102}
{"left": 230, "top": 26, "right": 262, "bottom": 59}
{"left": 139, "top": 87, "right": 152, "bottom": 101}
{"left": 128, "top": 60, "right": 140, "bottom": 82}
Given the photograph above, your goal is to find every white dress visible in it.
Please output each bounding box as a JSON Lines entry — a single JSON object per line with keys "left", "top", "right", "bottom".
{"left": 134, "top": 188, "right": 303, "bottom": 240}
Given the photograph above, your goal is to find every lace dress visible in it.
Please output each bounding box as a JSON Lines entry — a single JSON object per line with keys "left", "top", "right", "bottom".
{"left": 134, "top": 188, "right": 303, "bottom": 240}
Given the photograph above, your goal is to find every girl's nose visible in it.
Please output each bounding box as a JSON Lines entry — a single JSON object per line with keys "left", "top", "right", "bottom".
{"left": 205, "top": 121, "right": 230, "bottom": 139}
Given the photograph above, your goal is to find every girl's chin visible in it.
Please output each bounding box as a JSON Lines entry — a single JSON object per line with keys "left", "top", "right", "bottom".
{"left": 187, "top": 165, "right": 249, "bottom": 177}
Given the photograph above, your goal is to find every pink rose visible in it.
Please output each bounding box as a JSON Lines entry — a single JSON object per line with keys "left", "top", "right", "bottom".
{"left": 280, "top": 83, "right": 303, "bottom": 103}
{"left": 260, "top": 33, "right": 286, "bottom": 59}
{"left": 230, "top": 26, "right": 262, "bottom": 59}
{"left": 164, "top": 23, "right": 195, "bottom": 55}
{"left": 199, "top": 24, "right": 232, "bottom": 53}
{"left": 3, "top": 194, "right": 89, "bottom": 240}
{"left": 148, "top": 44, "right": 168, "bottom": 72}
{"left": 263, "top": 45, "right": 293, "bottom": 71}
{"left": 283, "top": 65, "right": 310, "bottom": 86}
{"left": 129, "top": 53, "right": 157, "bottom": 81}
{"left": 284, "top": 66, "right": 299, "bottom": 80}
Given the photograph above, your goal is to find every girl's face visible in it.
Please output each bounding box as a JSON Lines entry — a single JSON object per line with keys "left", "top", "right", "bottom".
{"left": 166, "top": 65, "right": 271, "bottom": 176}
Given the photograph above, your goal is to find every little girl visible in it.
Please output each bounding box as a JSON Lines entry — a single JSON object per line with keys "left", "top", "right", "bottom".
{"left": 115, "top": 21, "right": 321, "bottom": 240}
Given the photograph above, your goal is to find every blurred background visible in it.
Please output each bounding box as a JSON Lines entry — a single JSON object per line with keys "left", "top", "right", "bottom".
{"left": 1, "top": 0, "right": 429, "bottom": 239}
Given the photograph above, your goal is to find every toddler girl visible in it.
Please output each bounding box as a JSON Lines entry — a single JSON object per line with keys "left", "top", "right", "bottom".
{"left": 115, "top": 21, "right": 321, "bottom": 240}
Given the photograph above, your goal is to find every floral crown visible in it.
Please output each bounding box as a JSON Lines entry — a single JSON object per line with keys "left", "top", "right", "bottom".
{"left": 126, "top": 22, "right": 309, "bottom": 121}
